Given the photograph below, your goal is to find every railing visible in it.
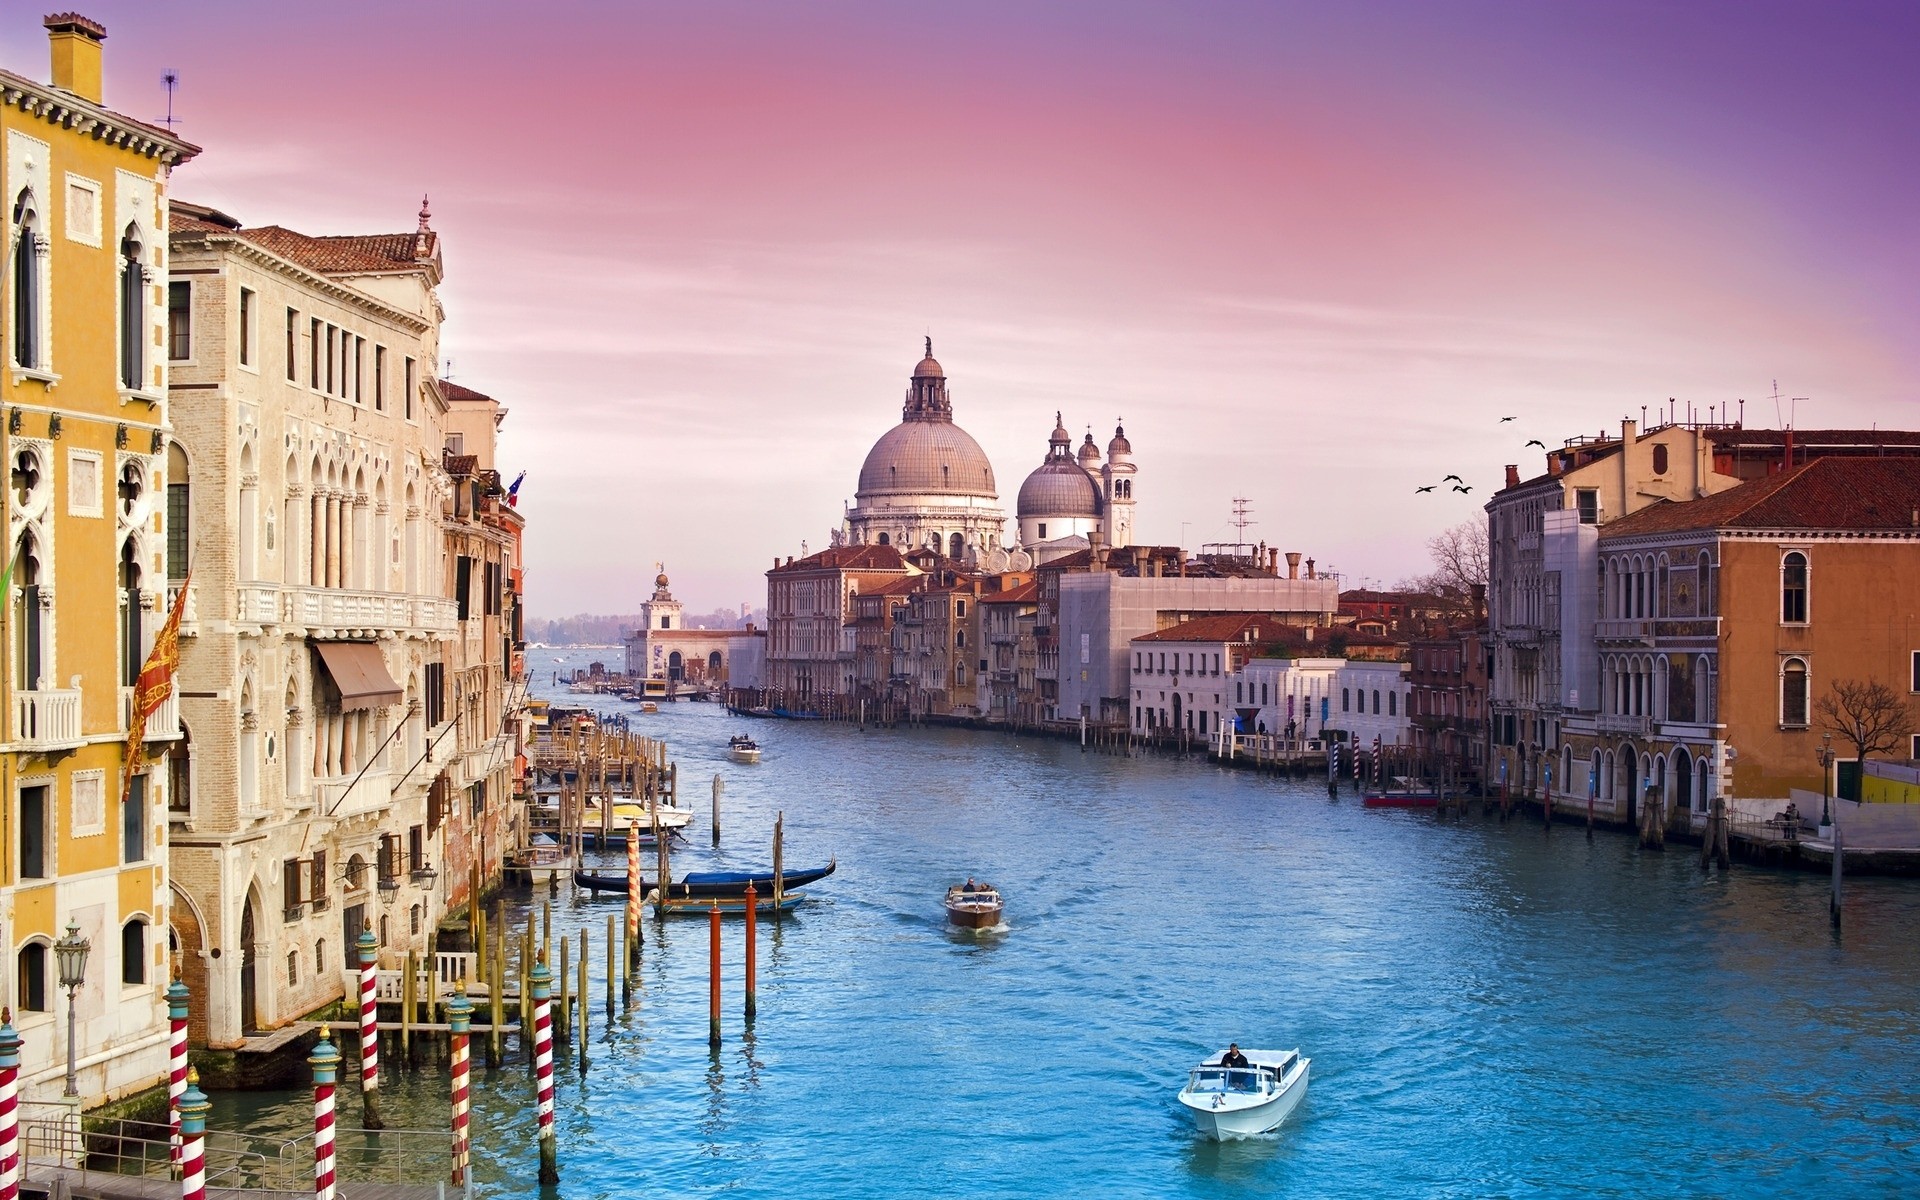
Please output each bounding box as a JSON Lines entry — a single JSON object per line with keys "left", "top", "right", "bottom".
{"left": 1594, "top": 712, "right": 1653, "bottom": 736}
{"left": 165, "top": 581, "right": 198, "bottom": 637}
{"left": 1595, "top": 619, "right": 1653, "bottom": 643}
{"left": 234, "top": 582, "right": 458, "bottom": 634}
{"left": 11, "top": 688, "right": 82, "bottom": 750}
{"left": 121, "top": 686, "right": 182, "bottom": 741}
{"left": 316, "top": 768, "right": 392, "bottom": 817}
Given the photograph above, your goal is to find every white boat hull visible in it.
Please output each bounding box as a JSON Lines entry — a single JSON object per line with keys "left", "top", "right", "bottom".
{"left": 729, "top": 748, "right": 762, "bottom": 764}
{"left": 1179, "top": 1057, "right": 1309, "bottom": 1140}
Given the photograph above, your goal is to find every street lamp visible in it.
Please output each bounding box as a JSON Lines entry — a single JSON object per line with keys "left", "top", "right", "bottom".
{"left": 53, "top": 919, "right": 90, "bottom": 1098}
{"left": 1819, "top": 732, "right": 1836, "bottom": 831}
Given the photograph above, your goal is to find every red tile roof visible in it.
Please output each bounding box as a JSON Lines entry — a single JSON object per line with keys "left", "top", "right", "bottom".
{"left": 768, "top": 544, "right": 908, "bottom": 574}
{"left": 1133, "top": 613, "right": 1309, "bottom": 643}
{"left": 1600, "top": 457, "right": 1920, "bottom": 539}
{"left": 236, "top": 226, "right": 436, "bottom": 274}
{"left": 981, "top": 581, "right": 1039, "bottom": 604}
{"left": 440, "top": 381, "right": 500, "bottom": 405}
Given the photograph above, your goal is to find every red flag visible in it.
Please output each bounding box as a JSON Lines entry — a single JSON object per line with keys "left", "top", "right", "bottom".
{"left": 123, "top": 573, "right": 191, "bottom": 803}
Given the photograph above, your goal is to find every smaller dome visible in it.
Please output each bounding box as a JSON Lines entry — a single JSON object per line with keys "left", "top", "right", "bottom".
{"left": 1078, "top": 431, "right": 1101, "bottom": 468}
{"left": 1017, "top": 460, "right": 1102, "bottom": 520}
{"left": 1049, "top": 411, "right": 1071, "bottom": 448}
{"left": 913, "top": 355, "right": 943, "bottom": 379}
{"left": 655, "top": 572, "right": 670, "bottom": 587}
{"left": 1108, "top": 422, "right": 1132, "bottom": 457}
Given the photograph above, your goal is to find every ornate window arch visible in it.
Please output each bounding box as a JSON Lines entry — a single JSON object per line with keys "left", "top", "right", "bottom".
{"left": 1781, "top": 550, "right": 1808, "bottom": 624}
{"left": 1781, "top": 657, "right": 1810, "bottom": 728}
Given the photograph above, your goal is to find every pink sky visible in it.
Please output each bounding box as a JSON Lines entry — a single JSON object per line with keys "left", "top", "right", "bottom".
{"left": 17, "top": 1, "right": 1916, "bottom": 614}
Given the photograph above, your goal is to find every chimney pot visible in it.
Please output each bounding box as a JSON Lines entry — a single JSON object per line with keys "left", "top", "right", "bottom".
{"left": 1306, "top": 557, "right": 1316, "bottom": 579}
{"left": 1504, "top": 464, "right": 1520, "bottom": 489}
{"left": 44, "top": 13, "right": 106, "bottom": 103}
{"left": 1286, "top": 552, "right": 1301, "bottom": 579}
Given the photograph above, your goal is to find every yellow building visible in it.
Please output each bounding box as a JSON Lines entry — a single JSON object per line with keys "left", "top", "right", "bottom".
{"left": 1, "top": 15, "right": 197, "bottom": 1106}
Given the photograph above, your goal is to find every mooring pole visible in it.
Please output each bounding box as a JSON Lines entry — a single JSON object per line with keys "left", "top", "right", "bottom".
{"left": 447, "top": 988, "right": 472, "bottom": 1192}
{"left": 606, "top": 913, "right": 618, "bottom": 1015}
{"left": 0, "top": 1013, "right": 20, "bottom": 1200}
{"left": 178, "top": 1070, "right": 209, "bottom": 1200}
{"left": 355, "top": 929, "right": 383, "bottom": 1130}
{"left": 309, "top": 1029, "right": 340, "bottom": 1200}
{"left": 532, "top": 959, "right": 559, "bottom": 1185}
{"left": 166, "top": 980, "right": 188, "bottom": 1176}
{"left": 708, "top": 903, "right": 723, "bottom": 1048}
{"left": 743, "top": 882, "right": 758, "bottom": 1022}
{"left": 712, "top": 775, "right": 723, "bottom": 847}
{"left": 1831, "top": 816, "right": 1844, "bottom": 930}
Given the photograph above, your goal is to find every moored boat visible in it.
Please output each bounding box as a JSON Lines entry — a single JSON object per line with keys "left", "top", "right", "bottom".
{"left": 1177, "top": 1047, "right": 1310, "bottom": 1140}
{"left": 944, "top": 882, "right": 1003, "bottom": 929}
{"left": 573, "top": 860, "right": 837, "bottom": 897}
{"left": 728, "top": 734, "right": 763, "bottom": 764}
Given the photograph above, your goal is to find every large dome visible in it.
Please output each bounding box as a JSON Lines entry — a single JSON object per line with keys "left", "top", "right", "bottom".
{"left": 1017, "top": 459, "right": 1101, "bottom": 519}
{"left": 858, "top": 420, "right": 997, "bottom": 499}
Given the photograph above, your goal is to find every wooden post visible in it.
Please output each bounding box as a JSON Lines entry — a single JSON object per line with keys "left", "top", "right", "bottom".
{"left": 558, "top": 936, "right": 571, "bottom": 1044}
{"left": 1831, "top": 815, "right": 1843, "bottom": 929}
{"left": 712, "top": 775, "right": 722, "bottom": 847}
{"left": 488, "top": 933, "right": 504, "bottom": 1068}
{"left": 605, "top": 913, "right": 618, "bottom": 1015}
{"left": 578, "top": 928, "right": 590, "bottom": 1045}
{"left": 542, "top": 902, "right": 552, "bottom": 962}
{"left": 708, "top": 903, "right": 722, "bottom": 1048}
{"left": 401, "top": 950, "right": 415, "bottom": 1065}
{"left": 772, "top": 811, "right": 785, "bottom": 921}
{"left": 521, "top": 919, "right": 534, "bottom": 1071}
{"left": 744, "top": 882, "right": 758, "bottom": 1022}
{"left": 473, "top": 905, "right": 487, "bottom": 985}
{"left": 1714, "top": 796, "right": 1730, "bottom": 869}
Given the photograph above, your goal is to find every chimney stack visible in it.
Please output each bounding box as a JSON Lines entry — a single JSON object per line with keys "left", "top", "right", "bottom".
{"left": 44, "top": 13, "right": 106, "bottom": 104}
{"left": 1286, "top": 552, "right": 1301, "bottom": 579}
{"left": 1504, "top": 464, "right": 1521, "bottom": 489}
{"left": 1306, "top": 557, "right": 1316, "bottom": 579}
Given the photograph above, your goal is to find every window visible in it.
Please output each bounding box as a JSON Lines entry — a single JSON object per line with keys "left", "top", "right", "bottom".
{"left": 309, "top": 318, "right": 321, "bottom": 386}
{"left": 408, "top": 825, "right": 425, "bottom": 873}
{"left": 17, "top": 945, "right": 46, "bottom": 1012}
{"left": 167, "top": 443, "right": 190, "bottom": 580}
{"left": 310, "top": 850, "right": 329, "bottom": 913}
{"left": 283, "top": 857, "right": 304, "bottom": 921}
{"left": 167, "top": 281, "right": 191, "bottom": 359}
{"left": 1388, "top": 691, "right": 1396, "bottom": 717}
{"left": 956, "top": 600, "right": 966, "bottom": 617}
{"left": 119, "top": 226, "right": 145, "bottom": 389}
{"left": 121, "top": 919, "right": 147, "bottom": 985}
{"left": 1911, "top": 650, "right": 1918, "bottom": 694}
{"left": 19, "top": 784, "right": 47, "bottom": 879}
{"left": 403, "top": 357, "right": 416, "bottom": 420}
{"left": 324, "top": 325, "right": 335, "bottom": 394}
{"left": 13, "top": 192, "right": 40, "bottom": 368}
{"left": 373, "top": 346, "right": 386, "bottom": 410}
{"left": 286, "top": 308, "right": 299, "bottom": 381}
{"left": 1781, "top": 552, "right": 1808, "bottom": 623}
{"left": 1781, "top": 658, "right": 1809, "bottom": 728}
{"left": 352, "top": 336, "right": 364, "bottom": 402}
{"left": 1373, "top": 690, "right": 1381, "bottom": 715}
{"left": 1576, "top": 489, "right": 1598, "bottom": 525}
{"left": 287, "top": 952, "right": 299, "bottom": 988}
{"left": 377, "top": 836, "right": 397, "bottom": 887}
{"left": 1342, "top": 688, "right": 1350, "bottom": 712}
{"left": 445, "top": 433, "right": 465, "bottom": 456}
{"left": 424, "top": 662, "right": 446, "bottom": 726}
{"left": 123, "top": 773, "right": 148, "bottom": 864}
{"left": 238, "top": 288, "right": 255, "bottom": 366}
{"left": 1037, "top": 523, "right": 1047, "bottom": 540}
{"left": 455, "top": 555, "right": 473, "bottom": 620}
{"left": 1652, "top": 444, "right": 1669, "bottom": 474}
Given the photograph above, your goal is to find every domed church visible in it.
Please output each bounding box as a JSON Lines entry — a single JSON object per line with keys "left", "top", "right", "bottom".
{"left": 844, "top": 339, "right": 1008, "bottom": 559}
{"left": 839, "top": 341, "right": 1139, "bottom": 564}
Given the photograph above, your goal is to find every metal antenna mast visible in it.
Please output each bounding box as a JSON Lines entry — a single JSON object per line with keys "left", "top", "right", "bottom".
{"left": 1231, "top": 497, "right": 1256, "bottom": 544}
{"left": 159, "top": 70, "right": 179, "bottom": 129}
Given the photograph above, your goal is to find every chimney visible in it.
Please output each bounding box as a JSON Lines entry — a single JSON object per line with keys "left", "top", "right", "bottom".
{"left": 1547, "top": 454, "right": 1563, "bottom": 477}
{"left": 1267, "top": 548, "right": 1279, "bottom": 574}
{"left": 1504, "top": 464, "right": 1520, "bottom": 489}
{"left": 1622, "top": 418, "right": 1637, "bottom": 443}
{"left": 1285, "top": 552, "right": 1301, "bottom": 579}
{"left": 1306, "top": 557, "right": 1316, "bottom": 579}
{"left": 44, "top": 13, "right": 106, "bottom": 103}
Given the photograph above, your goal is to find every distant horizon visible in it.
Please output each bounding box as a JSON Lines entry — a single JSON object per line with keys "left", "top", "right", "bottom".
{"left": 48, "top": 0, "right": 1918, "bottom": 614}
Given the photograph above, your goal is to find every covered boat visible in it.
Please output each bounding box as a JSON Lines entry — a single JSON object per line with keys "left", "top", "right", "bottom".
{"left": 1177, "top": 1047, "right": 1310, "bottom": 1140}
{"left": 728, "top": 734, "right": 763, "bottom": 764}
{"left": 944, "top": 882, "right": 1003, "bottom": 929}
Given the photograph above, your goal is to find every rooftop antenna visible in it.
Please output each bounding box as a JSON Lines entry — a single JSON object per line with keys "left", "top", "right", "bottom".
{"left": 1770, "top": 379, "right": 1784, "bottom": 428}
{"left": 1231, "top": 497, "right": 1256, "bottom": 545}
{"left": 159, "top": 69, "right": 179, "bottom": 129}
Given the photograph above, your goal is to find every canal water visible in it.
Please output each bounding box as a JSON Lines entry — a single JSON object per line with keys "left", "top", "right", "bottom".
{"left": 213, "top": 649, "right": 1920, "bottom": 1198}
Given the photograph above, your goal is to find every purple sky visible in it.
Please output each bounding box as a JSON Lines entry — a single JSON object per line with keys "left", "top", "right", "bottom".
{"left": 17, "top": 1, "right": 1917, "bottom": 614}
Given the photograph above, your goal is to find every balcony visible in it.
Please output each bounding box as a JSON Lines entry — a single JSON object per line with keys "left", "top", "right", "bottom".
{"left": 1594, "top": 712, "right": 1652, "bottom": 736}
{"left": 316, "top": 768, "right": 393, "bottom": 818}
{"left": 1595, "top": 619, "right": 1653, "bottom": 644}
{"left": 121, "top": 687, "right": 182, "bottom": 742}
{"left": 235, "top": 583, "right": 458, "bottom": 636}
{"left": 166, "top": 582, "right": 199, "bottom": 638}
{"left": 11, "top": 688, "right": 82, "bottom": 751}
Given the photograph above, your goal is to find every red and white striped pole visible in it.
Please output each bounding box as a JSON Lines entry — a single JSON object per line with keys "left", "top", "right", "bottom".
{"left": 447, "top": 987, "right": 473, "bottom": 1190}
{"left": 167, "top": 980, "right": 189, "bottom": 1175}
{"left": 354, "top": 928, "right": 383, "bottom": 1130}
{"left": 0, "top": 1011, "right": 21, "bottom": 1200}
{"left": 625, "top": 820, "right": 641, "bottom": 975}
{"left": 530, "top": 959, "right": 558, "bottom": 1185}
{"left": 178, "top": 1068, "right": 209, "bottom": 1200}
{"left": 309, "top": 1029, "right": 340, "bottom": 1200}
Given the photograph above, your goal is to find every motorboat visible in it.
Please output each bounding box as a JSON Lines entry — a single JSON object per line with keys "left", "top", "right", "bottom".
{"left": 944, "top": 882, "right": 1003, "bottom": 929}
{"left": 639, "top": 702, "right": 660, "bottom": 714}
{"left": 1177, "top": 1047, "right": 1311, "bottom": 1140}
{"left": 728, "top": 734, "right": 763, "bottom": 764}
{"left": 573, "top": 860, "right": 837, "bottom": 897}
{"left": 579, "top": 798, "right": 695, "bottom": 840}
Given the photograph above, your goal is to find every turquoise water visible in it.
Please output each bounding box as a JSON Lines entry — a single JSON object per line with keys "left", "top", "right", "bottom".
{"left": 214, "top": 650, "right": 1920, "bottom": 1198}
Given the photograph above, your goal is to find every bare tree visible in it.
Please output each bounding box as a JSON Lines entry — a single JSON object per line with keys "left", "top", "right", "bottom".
{"left": 1816, "top": 678, "right": 1914, "bottom": 795}
{"left": 1399, "top": 519, "right": 1489, "bottom": 597}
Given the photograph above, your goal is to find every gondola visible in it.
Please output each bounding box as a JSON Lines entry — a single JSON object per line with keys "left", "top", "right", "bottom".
{"left": 572, "top": 859, "right": 836, "bottom": 897}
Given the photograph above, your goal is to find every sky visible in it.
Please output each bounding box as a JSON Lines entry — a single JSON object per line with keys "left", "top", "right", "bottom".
{"left": 14, "top": 1, "right": 1917, "bottom": 614}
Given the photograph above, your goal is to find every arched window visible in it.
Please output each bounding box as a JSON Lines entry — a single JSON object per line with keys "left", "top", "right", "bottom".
{"left": 12, "top": 190, "right": 39, "bottom": 369}
{"left": 949, "top": 532, "right": 964, "bottom": 559}
{"left": 167, "top": 720, "right": 193, "bottom": 814}
{"left": 708, "top": 651, "right": 723, "bottom": 676}
{"left": 120, "top": 224, "right": 146, "bottom": 390}
{"left": 17, "top": 942, "right": 47, "bottom": 1011}
{"left": 167, "top": 443, "right": 191, "bottom": 581}
{"left": 1698, "top": 551, "right": 1715, "bottom": 617}
{"left": 1652, "top": 443, "right": 1669, "bottom": 474}
{"left": 876, "top": 532, "right": 890, "bottom": 546}
{"left": 1590, "top": 749, "right": 1602, "bottom": 797}
{"left": 13, "top": 532, "right": 43, "bottom": 690}
{"left": 121, "top": 537, "right": 144, "bottom": 687}
{"left": 1781, "top": 552, "right": 1808, "bottom": 623}
{"left": 1781, "top": 658, "right": 1809, "bottom": 727}
{"left": 1372, "top": 689, "right": 1381, "bottom": 715}
{"left": 287, "top": 951, "right": 299, "bottom": 988}
{"left": 1342, "top": 687, "right": 1350, "bottom": 712}
{"left": 955, "top": 630, "right": 965, "bottom": 649}
{"left": 122, "top": 918, "right": 148, "bottom": 985}
{"left": 1387, "top": 691, "right": 1396, "bottom": 716}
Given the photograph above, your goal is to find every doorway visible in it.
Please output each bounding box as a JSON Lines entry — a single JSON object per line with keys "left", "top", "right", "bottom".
{"left": 239, "top": 897, "right": 258, "bottom": 1034}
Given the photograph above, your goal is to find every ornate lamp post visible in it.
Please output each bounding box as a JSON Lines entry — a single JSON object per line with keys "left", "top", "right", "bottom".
{"left": 1819, "top": 732, "right": 1836, "bottom": 831}
{"left": 52, "top": 920, "right": 90, "bottom": 1098}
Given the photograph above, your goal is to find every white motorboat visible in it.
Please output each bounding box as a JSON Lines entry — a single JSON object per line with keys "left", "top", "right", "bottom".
{"left": 1177, "top": 1047, "right": 1310, "bottom": 1140}
{"left": 728, "top": 735, "right": 763, "bottom": 764}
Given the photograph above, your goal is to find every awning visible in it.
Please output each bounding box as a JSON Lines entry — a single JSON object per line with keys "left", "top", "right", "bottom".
{"left": 313, "top": 641, "right": 404, "bottom": 711}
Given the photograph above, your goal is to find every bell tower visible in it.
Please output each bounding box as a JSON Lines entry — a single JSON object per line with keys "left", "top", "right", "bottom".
{"left": 1102, "top": 421, "right": 1136, "bottom": 549}
{"left": 640, "top": 564, "right": 683, "bottom": 631}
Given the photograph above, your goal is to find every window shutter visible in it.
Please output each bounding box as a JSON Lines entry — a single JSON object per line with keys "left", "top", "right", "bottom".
{"left": 455, "top": 556, "right": 473, "bottom": 620}
{"left": 310, "top": 850, "right": 329, "bottom": 912}
{"left": 283, "top": 858, "right": 303, "bottom": 919}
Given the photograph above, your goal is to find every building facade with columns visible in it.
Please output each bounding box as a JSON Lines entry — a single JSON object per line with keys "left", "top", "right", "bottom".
{"left": 166, "top": 198, "right": 458, "bottom": 1047}
{"left": 622, "top": 567, "right": 762, "bottom": 690}
{"left": 0, "top": 14, "right": 198, "bottom": 1105}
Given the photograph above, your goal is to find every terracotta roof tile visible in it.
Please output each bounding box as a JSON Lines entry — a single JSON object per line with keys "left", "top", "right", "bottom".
{"left": 1600, "top": 457, "right": 1920, "bottom": 539}
{"left": 440, "top": 380, "right": 500, "bottom": 404}
{"left": 981, "top": 581, "right": 1039, "bottom": 604}
{"left": 769, "top": 545, "right": 908, "bottom": 574}
{"left": 232, "top": 225, "right": 437, "bottom": 275}
{"left": 1133, "top": 613, "right": 1308, "bottom": 643}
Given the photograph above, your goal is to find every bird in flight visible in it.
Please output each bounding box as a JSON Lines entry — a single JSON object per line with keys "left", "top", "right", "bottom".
{"left": 1415, "top": 485, "right": 1436, "bottom": 493}
{"left": 1525, "top": 439, "right": 1545, "bottom": 449}
{"left": 1499, "top": 416, "right": 1515, "bottom": 423}
{"left": 1453, "top": 484, "right": 1473, "bottom": 493}
{"left": 1442, "top": 474, "right": 1463, "bottom": 483}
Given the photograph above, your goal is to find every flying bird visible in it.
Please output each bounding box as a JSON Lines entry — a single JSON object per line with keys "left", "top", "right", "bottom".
{"left": 1453, "top": 484, "right": 1473, "bottom": 493}
{"left": 1525, "top": 439, "right": 1545, "bottom": 449}
{"left": 1416, "top": 485, "right": 1436, "bottom": 493}
{"left": 1499, "top": 416, "right": 1515, "bottom": 423}
{"left": 1442, "top": 474, "right": 1463, "bottom": 483}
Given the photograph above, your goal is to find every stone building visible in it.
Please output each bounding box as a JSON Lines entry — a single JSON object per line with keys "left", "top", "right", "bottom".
{"left": 622, "top": 567, "right": 763, "bottom": 691}
{"left": 1013, "top": 416, "right": 1137, "bottom": 560}
{"left": 166, "top": 198, "right": 455, "bottom": 1046}
{"left": 0, "top": 14, "right": 197, "bottom": 1104}
{"left": 764, "top": 545, "right": 915, "bottom": 703}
